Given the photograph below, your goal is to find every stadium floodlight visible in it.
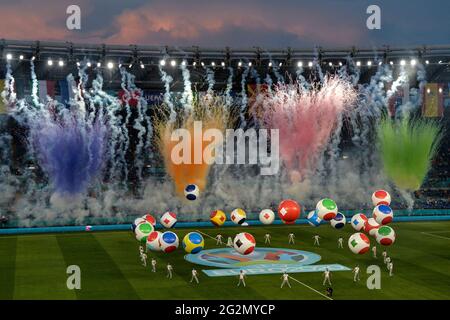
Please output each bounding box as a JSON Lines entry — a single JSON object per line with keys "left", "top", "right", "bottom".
{"left": 76, "top": 61, "right": 81, "bottom": 67}
{"left": 170, "top": 60, "right": 176, "bottom": 67}
{"left": 389, "top": 61, "right": 394, "bottom": 65}
{"left": 279, "top": 62, "right": 283, "bottom": 67}
{"left": 328, "top": 62, "right": 333, "bottom": 67}
{"left": 87, "top": 62, "right": 92, "bottom": 67}
{"left": 438, "top": 60, "right": 442, "bottom": 64}
{"left": 107, "top": 62, "right": 114, "bottom": 69}
{"left": 181, "top": 60, "right": 187, "bottom": 66}
{"left": 97, "top": 62, "right": 101, "bottom": 67}
{"left": 140, "top": 62, "right": 145, "bottom": 69}
{"left": 6, "top": 53, "right": 12, "bottom": 60}
{"left": 47, "top": 59, "right": 53, "bottom": 66}
{"left": 356, "top": 61, "right": 361, "bottom": 67}
{"left": 58, "top": 60, "right": 64, "bottom": 67}
{"left": 118, "top": 63, "right": 122, "bottom": 68}
{"left": 427, "top": 88, "right": 431, "bottom": 94}
{"left": 221, "top": 61, "right": 225, "bottom": 67}
{"left": 211, "top": 61, "right": 216, "bottom": 67}
{"left": 367, "top": 60, "right": 372, "bottom": 66}
{"left": 297, "top": 61, "right": 303, "bottom": 67}
{"left": 410, "top": 59, "right": 417, "bottom": 66}
{"left": 201, "top": 61, "right": 205, "bottom": 67}
{"left": 439, "top": 87, "right": 443, "bottom": 93}
{"left": 308, "top": 61, "right": 313, "bottom": 67}
{"left": 339, "top": 61, "right": 343, "bottom": 66}
{"left": 400, "top": 60, "right": 406, "bottom": 66}
{"left": 238, "top": 61, "right": 242, "bottom": 67}
{"left": 193, "top": 61, "right": 197, "bottom": 66}
{"left": 378, "top": 61, "right": 383, "bottom": 65}
{"left": 19, "top": 55, "right": 24, "bottom": 60}
{"left": 31, "top": 56, "right": 36, "bottom": 61}
{"left": 159, "top": 59, "right": 166, "bottom": 66}
{"left": 268, "top": 62, "right": 273, "bottom": 67}
{"left": 425, "top": 60, "right": 430, "bottom": 65}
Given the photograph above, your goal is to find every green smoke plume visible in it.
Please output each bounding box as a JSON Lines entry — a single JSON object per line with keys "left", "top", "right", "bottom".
{"left": 377, "top": 116, "right": 443, "bottom": 191}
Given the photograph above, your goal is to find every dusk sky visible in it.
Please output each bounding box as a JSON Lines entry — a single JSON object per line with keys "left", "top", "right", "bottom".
{"left": 0, "top": 0, "right": 449, "bottom": 49}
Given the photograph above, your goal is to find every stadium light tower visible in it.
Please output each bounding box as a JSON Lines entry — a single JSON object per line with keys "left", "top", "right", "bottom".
{"left": 170, "top": 59, "right": 177, "bottom": 67}
{"left": 107, "top": 62, "right": 114, "bottom": 69}
{"left": 297, "top": 61, "right": 303, "bottom": 67}
{"left": 400, "top": 60, "right": 406, "bottom": 66}
{"left": 48, "top": 59, "right": 53, "bottom": 66}
{"left": 6, "top": 53, "right": 12, "bottom": 60}
{"left": 410, "top": 59, "right": 417, "bottom": 66}
{"left": 159, "top": 59, "right": 166, "bottom": 66}
{"left": 58, "top": 60, "right": 64, "bottom": 67}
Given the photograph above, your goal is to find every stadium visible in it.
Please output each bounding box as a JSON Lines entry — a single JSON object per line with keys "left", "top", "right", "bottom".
{"left": 0, "top": 1, "right": 449, "bottom": 304}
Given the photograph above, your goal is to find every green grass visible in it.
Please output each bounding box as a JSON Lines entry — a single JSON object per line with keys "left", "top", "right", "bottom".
{"left": 0, "top": 221, "right": 449, "bottom": 300}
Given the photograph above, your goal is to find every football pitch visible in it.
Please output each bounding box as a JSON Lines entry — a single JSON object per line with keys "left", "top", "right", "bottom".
{"left": 0, "top": 221, "right": 449, "bottom": 300}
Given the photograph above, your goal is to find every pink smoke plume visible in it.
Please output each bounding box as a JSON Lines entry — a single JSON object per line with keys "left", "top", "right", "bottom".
{"left": 260, "top": 76, "right": 357, "bottom": 181}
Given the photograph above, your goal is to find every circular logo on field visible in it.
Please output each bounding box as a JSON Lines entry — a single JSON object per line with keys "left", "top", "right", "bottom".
{"left": 185, "top": 247, "right": 321, "bottom": 269}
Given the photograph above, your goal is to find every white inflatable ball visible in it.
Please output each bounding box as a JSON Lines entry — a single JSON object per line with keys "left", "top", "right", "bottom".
{"left": 315, "top": 198, "right": 338, "bottom": 221}
{"left": 348, "top": 232, "right": 370, "bottom": 254}
{"left": 350, "top": 213, "right": 368, "bottom": 231}
{"left": 233, "top": 232, "right": 256, "bottom": 255}
{"left": 160, "top": 211, "right": 177, "bottom": 228}
{"left": 132, "top": 217, "right": 146, "bottom": 232}
{"left": 373, "top": 205, "right": 394, "bottom": 225}
{"left": 375, "top": 226, "right": 396, "bottom": 246}
{"left": 307, "top": 210, "right": 322, "bottom": 227}
{"left": 146, "top": 231, "right": 162, "bottom": 251}
{"left": 330, "top": 212, "right": 346, "bottom": 229}
{"left": 184, "top": 184, "right": 200, "bottom": 201}
{"left": 364, "top": 217, "right": 380, "bottom": 237}
{"left": 134, "top": 222, "right": 154, "bottom": 243}
{"left": 159, "top": 231, "right": 179, "bottom": 253}
{"left": 230, "top": 208, "right": 247, "bottom": 225}
{"left": 372, "top": 190, "right": 391, "bottom": 206}
{"left": 259, "top": 209, "right": 275, "bottom": 225}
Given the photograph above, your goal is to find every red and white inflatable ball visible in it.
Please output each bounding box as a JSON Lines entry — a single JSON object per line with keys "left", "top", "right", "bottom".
{"left": 364, "top": 217, "right": 380, "bottom": 236}
{"left": 350, "top": 213, "right": 368, "bottom": 231}
{"left": 278, "top": 199, "right": 301, "bottom": 224}
{"left": 372, "top": 190, "right": 391, "bottom": 206}
{"left": 348, "top": 232, "right": 370, "bottom": 254}
{"left": 160, "top": 211, "right": 177, "bottom": 228}
{"left": 373, "top": 205, "right": 394, "bottom": 225}
{"left": 375, "top": 226, "right": 396, "bottom": 246}
{"left": 142, "top": 213, "right": 156, "bottom": 226}
{"left": 146, "top": 231, "right": 162, "bottom": 251}
{"left": 233, "top": 232, "right": 256, "bottom": 255}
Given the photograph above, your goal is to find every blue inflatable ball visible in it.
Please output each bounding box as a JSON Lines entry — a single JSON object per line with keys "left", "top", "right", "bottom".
{"left": 330, "top": 212, "right": 347, "bottom": 229}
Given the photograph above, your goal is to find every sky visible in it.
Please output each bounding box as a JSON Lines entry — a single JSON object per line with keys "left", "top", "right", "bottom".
{"left": 0, "top": 0, "right": 449, "bottom": 49}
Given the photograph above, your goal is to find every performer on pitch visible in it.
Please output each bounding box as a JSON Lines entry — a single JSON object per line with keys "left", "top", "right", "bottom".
{"left": 338, "top": 237, "right": 343, "bottom": 248}
{"left": 215, "top": 234, "right": 223, "bottom": 245}
{"left": 151, "top": 258, "right": 157, "bottom": 272}
{"left": 237, "top": 270, "right": 246, "bottom": 287}
{"left": 226, "top": 237, "right": 233, "bottom": 247}
{"left": 167, "top": 263, "right": 173, "bottom": 279}
{"left": 352, "top": 265, "right": 360, "bottom": 282}
{"left": 372, "top": 246, "right": 377, "bottom": 258}
{"left": 323, "top": 267, "right": 332, "bottom": 286}
{"left": 141, "top": 252, "right": 147, "bottom": 267}
{"left": 288, "top": 233, "right": 295, "bottom": 244}
{"left": 190, "top": 268, "right": 199, "bottom": 283}
{"left": 313, "top": 234, "right": 321, "bottom": 246}
{"left": 264, "top": 233, "right": 271, "bottom": 244}
{"left": 281, "top": 272, "right": 291, "bottom": 288}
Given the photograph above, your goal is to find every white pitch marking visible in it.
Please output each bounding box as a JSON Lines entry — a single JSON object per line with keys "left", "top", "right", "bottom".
{"left": 288, "top": 275, "right": 333, "bottom": 300}
{"left": 421, "top": 232, "right": 450, "bottom": 240}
